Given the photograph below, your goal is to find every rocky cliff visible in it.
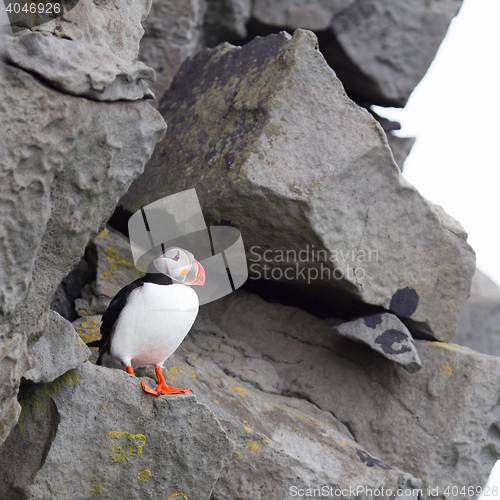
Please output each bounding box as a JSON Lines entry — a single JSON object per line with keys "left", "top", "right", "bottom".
{"left": 2, "top": 0, "right": 496, "bottom": 498}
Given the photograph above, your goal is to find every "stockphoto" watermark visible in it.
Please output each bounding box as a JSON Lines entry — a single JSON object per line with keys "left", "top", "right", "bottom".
{"left": 248, "top": 245, "right": 379, "bottom": 284}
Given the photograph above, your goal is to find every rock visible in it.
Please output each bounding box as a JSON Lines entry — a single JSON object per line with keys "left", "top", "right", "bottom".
{"left": 1, "top": 33, "right": 156, "bottom": 101}
{"left": 23, "top": 310, "right": 90, "bottom": 384}
{"left": 387, "top": 134, "right": 416, "bottom": 171}
{"left": 326, "top": 0, "right": 463, "bottom": 106}
{"left": 453, "top": 269, "right": 500, "bottom": 356}
{"left": 139, "top": 0, "right": 206, "bottom": 105}
{"left": 91, "top": 227, "right": 145, "bottom": 314}
{"left": 253, "top": 0, "right": 354, "bottom": 31}
{"left": 0, "top": 39, "right": 165, "bottom": 444}
{"left": 135, "top": 314, "right": 419, "bottom": 497}
{"left": 0, "top": 362, "right": 232, "bottom": 499}
{"left": 204, "top": 0, "right": 252, "bottom": 46}
{"left": 335, "top": 313, "right": 421, "bottom": 373}
{"left": 204, "top": 290, "right": 500, "bottom": 495}
{"left": 29, "top": 0, "right": 154, "bottom": 61}
{"left": 50, "top": 283, "right": 76, "bottom": 321}
{"left": 120, "top": 29, "right": 475, "bottom": 341}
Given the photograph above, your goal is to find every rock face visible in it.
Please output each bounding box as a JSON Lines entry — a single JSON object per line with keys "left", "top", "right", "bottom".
{"left": 324, "top": 0, "right": 463, "bottom": 107}
{"left": 23, "top": 310, "right": 90, "bottom": 384}
{"left": 134, "top": 313, "right": 420, "bottom": 498}
{"left": 139, "top": 0, "right": 206, "bottom": 105}
{"left": 253, "top": 0, "right": 353, "bottom": 31}
{"left": 335, "top": 313, "right": 421, "bottom": 373}
{"left": 29, "top": 0, "right": 153, "bottom": 61}
{"left": 90, "top": 227, "right": 145, "bottom": 314}
{"left": 201, "top": 290, "right": 500, "bottom": 495}
{"left": 0, "top": 362, "right": 232, "bottom": 500}
{"left": 121, "top": 29, "right": 475, "bottom": 341}
{"left": 0, "top": 19, "right": 165, "bottom": 444}
{"left": 453, "top": 269, "right": 500, "bottom": 355}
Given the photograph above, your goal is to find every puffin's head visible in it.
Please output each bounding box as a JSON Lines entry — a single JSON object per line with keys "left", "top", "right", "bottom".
{"left": 153, "top": 247, "right": 205, "bottom": 285}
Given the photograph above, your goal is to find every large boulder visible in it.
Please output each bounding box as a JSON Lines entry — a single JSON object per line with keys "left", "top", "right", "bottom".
{"left": 120, "top": 29, "right": 475, "bottom": 341}
{"left": 133, "top": 314, "right": 420, "bottom": 498}
{"left": 0, "top": 362, "right": 232, "bottom": 499}
{"left": 453, "top": 269, "right": 500, "bottom": 355}
{"left": 28, "top": 0, "right": 153, "bottom": 61}
{"left": 201, "top": 290, "right": 500, "bottom": 495}
{"left": 320, "top": 0, "right": 463, "bottom": 106}
{"left": 0, "top": 28, "right": 165, "bottom": 445}
{"left": 139, "top": 0, "right": 206, "bottom": 105}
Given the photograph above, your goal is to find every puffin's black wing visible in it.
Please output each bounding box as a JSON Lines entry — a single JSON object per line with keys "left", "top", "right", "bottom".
{"left": 87, "top": 273, "right": 174, "bottom": 365}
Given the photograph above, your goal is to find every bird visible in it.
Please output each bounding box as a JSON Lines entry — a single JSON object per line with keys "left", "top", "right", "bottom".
{"left": 87, "top": 246, "right": 205, "bottom": 396}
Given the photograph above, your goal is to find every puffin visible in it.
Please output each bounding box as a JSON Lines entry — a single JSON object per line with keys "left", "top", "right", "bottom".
{"left": 87, "top": 247, "right": 205, "bottom": 396}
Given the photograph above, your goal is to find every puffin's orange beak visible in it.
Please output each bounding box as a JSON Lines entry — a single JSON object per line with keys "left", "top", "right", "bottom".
{"left": 186, "top": 260, "right": 205, "bottom": 286}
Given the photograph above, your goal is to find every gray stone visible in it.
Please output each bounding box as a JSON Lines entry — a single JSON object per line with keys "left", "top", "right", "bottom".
{"left": 50, "top": 282, "right": 75, "bottom": 321}
{"left": 204, "top": 0, "right": 252, "bottom": 46}
{"left": 28, "top": 0, "right": 154, "bottom": 61}
{"left": 204, "top": 290, "right": 500, "bottom": 496}
{"left": 0, "top": 47, "right": 165, "bottom": 444}
{"left": 453, "top": 269, "right": 500, "bottom": 356}
{"left": 335, "top": 313, "right": 421, "bottom": 373}
{"left": 1, "top": 33, "right": 156, "bottom": 101}
{"left": 139, "top": 0, "right": 206, "bottom": 105}
{"left": 120, "top": 29, "right": 475, "bottom": 341}
{"left": 327, "top": 0, "right": 463, "bottom": 106}
{"left": 91, "top": 227, "right": 145, "bottom": 314}
{"left": 253, "top": 0, "right": 354, "bottom": 31}
{"left": 23, "top": 310, "right": 90, "bottom": 384}
{"left": 0, "top": 362, "right": 232, "bottom": 499}
{"left": 387, "top": 134, "right": 416, "bottom": 171}
{"left": 135, "top": 315, "right": 419, "bottom": 498}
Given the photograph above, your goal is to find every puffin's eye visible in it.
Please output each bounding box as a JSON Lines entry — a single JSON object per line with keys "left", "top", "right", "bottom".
{"left": 173, "top": 252, "right": 180, "bottom": 261}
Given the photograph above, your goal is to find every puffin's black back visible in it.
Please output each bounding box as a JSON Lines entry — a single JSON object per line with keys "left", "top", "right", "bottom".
{"left": 87, "top": 273, "right": 173, "bottom": 364}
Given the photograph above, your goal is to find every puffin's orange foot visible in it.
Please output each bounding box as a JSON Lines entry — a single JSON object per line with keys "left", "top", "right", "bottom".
{"left": 140, "top": 380, "right": 160, "bottom": 397}
{"left": 154, "top": 366, "right": 192, "bottom": 394}
{"left": 156, "top": 384, "right": 192, "bottom": 395}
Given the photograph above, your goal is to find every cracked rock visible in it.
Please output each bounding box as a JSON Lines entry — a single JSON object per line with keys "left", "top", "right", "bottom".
{"left": 136, "top": 322, "right": 418, "bottom": 499}
{"left": 120, "top": 29, "right": 475, "bottom": 341}
{"left": 27, "top": 0, "right": 153, "bottom": 61}
{"left": 0, "top": 39, "right": 165, "bottom": 445}
{"left": 334, "top": 313, "right": 421, "bottom": 373}
{"left": 91, "top": 227, "right": 145, "bottom": 314}
{"left": 0, "top": 362, "right": 231, "bottom": 499}
{"left": 204, "top": 290, "right": 500, "bottom": 496}
{"left": 0, "top": 33, "right": 156, "bottom": 101}
{"left": 326, "top": 0, "right": 463, "bottom": 106}
{"left": 23, "top": 310, "right": 91, "bottom": 384}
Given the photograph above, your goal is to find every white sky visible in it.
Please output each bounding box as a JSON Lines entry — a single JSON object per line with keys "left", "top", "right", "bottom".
{"left": 373, "top": 0, "right": 500, "bottom": 286}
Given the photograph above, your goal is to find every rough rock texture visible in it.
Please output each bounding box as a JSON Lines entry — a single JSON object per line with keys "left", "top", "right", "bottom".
{"left": 132, "top": 315, "right": 420, "bottom": 498}
{"left": 253, "top": 0, "right": 353, "bottom": 31}
{"left": 453, "top": 269, "right": 500, "bottom": 356}
{"left": 204, "top": 0, "right": 251, "bottom": 46}
{"left": 335, "top": 313, "right": 421, "bottom": 373}
{"left": 0, "top": 33, "right": 165, "bottom": 444}
{"left": 90, "top": 227, "right": 145, "bottom": 314}
{"left": 23, "top": 310, "right": 90, "bottom": 384}
{"left": 325, "top": 0, "right": 463, "bottom": 106}
{"left": 1, "top": 33, "right": 156, "bottom": 101}
{"left": 0, "top": 362, "right": 232, "bottom": 499}
{"left": 200, "top": 290, "right": 500, "bottom": 496}
{"left": 139, "top": 0, "right": 206, "bottom": 105}
{"left": 120, "top": 30, "right": 475, "bottom": 341}
{"left": 29, "top": 0, "right": 153, "bottom": 61}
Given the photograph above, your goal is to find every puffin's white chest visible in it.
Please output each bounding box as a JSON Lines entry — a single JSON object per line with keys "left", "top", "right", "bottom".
{"left": 110, "top": 283, "right": 199, "bottom": 367}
